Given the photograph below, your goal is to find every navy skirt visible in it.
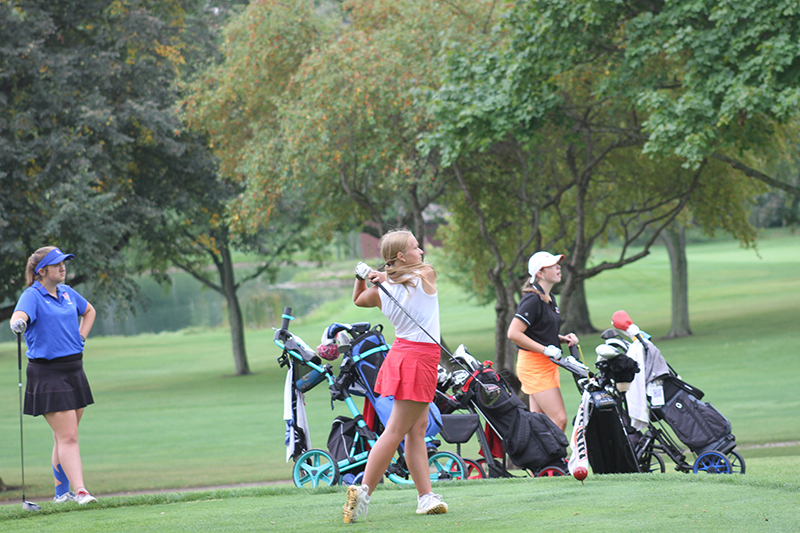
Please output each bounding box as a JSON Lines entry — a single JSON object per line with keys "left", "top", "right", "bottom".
{"left": 24, "top": 353, "right": 94, "bottom": 417}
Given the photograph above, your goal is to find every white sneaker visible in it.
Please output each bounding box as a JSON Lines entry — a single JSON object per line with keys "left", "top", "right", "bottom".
{"left": 416, "top": 492, "right": 447, "bottom": 515}
{"left": 74, "top": 489, "right": 97, "bottom": 505}
{"left": 343, "top": 484, "right": 369, "bottom": 524}
{"left": 53, "top": 492, "right": 75, "bottom": 503}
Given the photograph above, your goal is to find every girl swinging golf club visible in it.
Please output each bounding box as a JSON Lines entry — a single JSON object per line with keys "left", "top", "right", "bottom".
{"left": 10, "top": 246, "right": 98, "bottom": 506}
{"left": 343, "top": 229, "right": 448, "bottom": 523}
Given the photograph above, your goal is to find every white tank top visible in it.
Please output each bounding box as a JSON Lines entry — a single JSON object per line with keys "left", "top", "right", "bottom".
{"left": 379, "top": 275, "right": 440, "bottom": 344}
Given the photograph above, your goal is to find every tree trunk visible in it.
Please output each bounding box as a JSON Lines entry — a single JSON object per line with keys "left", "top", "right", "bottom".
{"left": 220, "top": 246, "right": 250, "bottom": 375}
{"left": 484, "top": 267, "right": 509, "bottom": 371}
{"left": 558, "top": 272, "right": 598, "bottom": 336}
{"left": 492, "top": 286, "right": 514, "bottom": 372}
{"left": 661, "top": 222, "right": 692, "bottom": 338}
{"left": 408, "top": 184, "right": 426, "bottom": 250}
{"left": 559, "top": 230, "right": 598, "bottom": 336}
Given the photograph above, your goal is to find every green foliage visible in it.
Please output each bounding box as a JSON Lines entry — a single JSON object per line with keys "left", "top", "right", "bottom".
{"left": 420, "top": 0, "right": 782, "bottom": 335}
{"left": 626, "top": 0, "right": 800, "bottom": 163}
{"left": 0, "top": 0, "right": 219, "bottom": 317}
{"left": 181, "top": 0, "right": 331, "bottom": 184}
{"left": 190, "top": 0, "right": 500, "bottom": 241}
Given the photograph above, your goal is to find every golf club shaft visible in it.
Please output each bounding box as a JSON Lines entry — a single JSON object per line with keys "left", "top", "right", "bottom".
{"left": 373, "top": 279, "right": 451, "bottom": 357}
{"left": 17, "top": 333, "right": 27, "bottom": 501}
{"left": 372, "top": 279, "right": 488, "bottom": 380}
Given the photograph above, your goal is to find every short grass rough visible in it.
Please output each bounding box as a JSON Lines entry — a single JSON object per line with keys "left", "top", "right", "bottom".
{"left": 1, "top": 468, "right": 799, "bottom": 532}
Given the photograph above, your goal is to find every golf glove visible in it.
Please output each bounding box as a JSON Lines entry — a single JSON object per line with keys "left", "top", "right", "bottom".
{"left": 355, "top": 262, "right": 372, "bottom": 280}
{"left": 10, "top": 318, "right": 27, "bottom": 334}
{"left": 543, "top": 344, "right": 561, "bottom": 359}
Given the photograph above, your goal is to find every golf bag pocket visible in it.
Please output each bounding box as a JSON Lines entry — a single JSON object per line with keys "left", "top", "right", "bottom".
{"left": 434, "top": 389, "right": 461, "bottom": 415}
{"left": 506, "top": 411, "right": 568, "bottom": 469}
{"left": 327, "top": 416, "right": 369, "bottom": 470}
{"left": 662, "top": 389, "right": 731, "bottom": 453}
{"left": 439, "top": 414, "right": 480, "bottom": 444}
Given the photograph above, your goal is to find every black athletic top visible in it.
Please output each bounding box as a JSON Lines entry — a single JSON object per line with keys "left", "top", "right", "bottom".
{"left": 513, "top": 284, "right": 561, "bottom": 349}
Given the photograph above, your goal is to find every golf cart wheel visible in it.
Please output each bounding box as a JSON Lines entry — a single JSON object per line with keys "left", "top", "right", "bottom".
{"left": 693, "top": 451, "right": 732, "bottom": 474}
{"left": 536, "top": 466, "right": 567, "bottom": 477}
{"left": 428, "top": 451, "right": 467, "bottom": 482}
{"left": 293, "top": 449, "right": 339, "bottom": 487}
{"left": 726, "top": 450, "right": 745, "bottom": 474}
{"left": 640, "top": 452, "right": 666, "bottom": 473}
{"left": 452, "top": 458, "right": 485, "bottom": 480}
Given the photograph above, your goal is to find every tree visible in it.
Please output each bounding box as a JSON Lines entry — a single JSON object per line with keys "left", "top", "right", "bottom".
{"left": 134, "top": 183, "right": 311, "bottom": 375}
{"left": 619, "top": 0, "right": 800, "bottom": 198}
{"left": 420, "top": 6, "right": 706, "bottom": 366}
{"left": 434, "top": 138, "right": 567, "bottom": 370}
{"left": 421, "top": 0, "right": 771, "bottom": 362}
{"left": 176, "top": 0, "right": 331, "bottom": 373}
{"left": 199, "top": 0, "right": 501, "bottom": 248}
{"left": 0, "top": 0, "right": 276, "bottom": 375}
{"left": 0, "top": 0, "right": 214, "bottom": 320}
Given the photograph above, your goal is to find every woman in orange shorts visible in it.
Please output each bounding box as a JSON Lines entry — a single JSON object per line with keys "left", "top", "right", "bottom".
{"left": 343, "top": 229, "right": 448, "bottom": 524}
{"left": 507, "top": 251, "right": 579, "bottom": 433}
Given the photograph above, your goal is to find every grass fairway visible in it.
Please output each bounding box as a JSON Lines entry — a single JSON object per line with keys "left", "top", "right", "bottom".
{"left": 1, "top": 471, "right": 798, "bottom": 532}
{"left": 1, "top": 229, "right": 798, "bottom": 530}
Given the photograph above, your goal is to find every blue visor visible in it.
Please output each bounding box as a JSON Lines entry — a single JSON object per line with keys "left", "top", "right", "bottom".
{"left": 35, "top": 248, "right": 75, "bottom": 274}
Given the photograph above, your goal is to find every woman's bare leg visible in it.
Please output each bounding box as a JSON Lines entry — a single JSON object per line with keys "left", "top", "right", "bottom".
{"left": 530, "top": 388, "right": 567, "bottom": 432}
{"left": 44, "top": 409, "right": 86, "bottom": 491}
{"left": 361, "top": 400, "right": 429, "bottom": 495}
{"left": 400, "top": 404, "right": 432, "bottom": 496}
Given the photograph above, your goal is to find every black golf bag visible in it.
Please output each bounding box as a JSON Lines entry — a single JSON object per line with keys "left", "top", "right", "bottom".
{"left": 464, "top": 364, "right": 568, "bottom": 472}
{"left": 583, "top": 398, "right": 641, "bottom": 474}
{"left": 650, "top": 376, "right": 735, "bottom": 455}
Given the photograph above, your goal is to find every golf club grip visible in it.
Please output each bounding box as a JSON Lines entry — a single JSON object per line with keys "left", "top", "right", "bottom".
{"left": 17, "top": 333, "right": 22, "bottom": 370}
{"left": 281, "top": 307, "right": 292, "bottom": 330}
{"left": 569, "top": 344, "right": 579, "bottom": 358}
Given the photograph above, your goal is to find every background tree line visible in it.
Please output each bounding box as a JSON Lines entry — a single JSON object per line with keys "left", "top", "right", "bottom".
{"left": 2, "top": 0, "right": 799, "bottom": 376}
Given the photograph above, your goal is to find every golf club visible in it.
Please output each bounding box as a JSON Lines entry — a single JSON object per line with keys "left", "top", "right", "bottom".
{"left": 17, "top": 333, "right": 40, "bottom": 512}
{"left": 369, "top": 275, "right": 501, "bottom": 405}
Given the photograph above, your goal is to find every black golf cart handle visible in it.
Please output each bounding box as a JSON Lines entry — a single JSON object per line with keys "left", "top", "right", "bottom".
{"left": 281, "top": 306, "right": 293, "bottom": 331}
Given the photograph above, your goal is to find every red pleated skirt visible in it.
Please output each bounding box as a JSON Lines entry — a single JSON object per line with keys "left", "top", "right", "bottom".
{"left": 375, "top": 338, "right": 440, "bottom": 402}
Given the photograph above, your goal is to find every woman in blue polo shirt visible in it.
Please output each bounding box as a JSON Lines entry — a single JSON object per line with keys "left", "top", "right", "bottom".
{"left": 10, "top": 246, "right": 98, "bottom": 505}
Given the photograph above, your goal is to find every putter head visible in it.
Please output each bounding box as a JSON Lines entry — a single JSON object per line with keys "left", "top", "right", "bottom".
{"left": 23, "top": 500, "right": 40, "bottom": 512}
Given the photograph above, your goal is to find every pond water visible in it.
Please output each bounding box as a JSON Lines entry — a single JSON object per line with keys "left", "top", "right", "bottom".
{"left": 0, "top": 275, "right": 349, "bottom": 344}
{"left": 87, "top": 273, "right": 351, "bottom": 337}
{"left": 0, "top": 263, "right": 355, "bottom": 342}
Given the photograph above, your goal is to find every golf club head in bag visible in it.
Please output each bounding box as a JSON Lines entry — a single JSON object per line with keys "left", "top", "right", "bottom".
{"left": 612, "top": 310, "right": 641, "bottom": 338}
{"left": 479, "top": 381, "right": 502, "bottom": 407}
{"left": 451, "top": 345, "right": 502, "bottom": 406}
{"left": 452, "top": 344, "right": 481, "bottom": 372}
{"left": 596, "top": 344, "right": 621, "bottom": 359}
